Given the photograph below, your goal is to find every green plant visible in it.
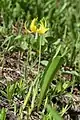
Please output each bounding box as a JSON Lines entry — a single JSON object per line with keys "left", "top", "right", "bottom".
{"left": 0, "top": 108, "right": 6, "bottom": 120}
{"left": 0, "top": 0, "right": 80, "bottom": 119}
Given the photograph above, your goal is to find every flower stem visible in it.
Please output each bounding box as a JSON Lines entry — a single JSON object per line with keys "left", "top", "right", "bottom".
{"left": 38, "top": 36, "right": 41, "bottom": 74}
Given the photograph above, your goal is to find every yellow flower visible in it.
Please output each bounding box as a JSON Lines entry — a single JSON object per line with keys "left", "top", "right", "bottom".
{"left": 37, "top": 21, "right": 49, "bottom": 34}
{"left": 25, "top": 18, "right": 49, "bottom": 35}
{"left": 30, "top": 18, "right": 37, "bottom": 33}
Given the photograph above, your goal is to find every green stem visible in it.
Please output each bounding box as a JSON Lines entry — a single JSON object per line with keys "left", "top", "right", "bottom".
{"left": 38, "top": 36, "right": 41, "bottom": 74}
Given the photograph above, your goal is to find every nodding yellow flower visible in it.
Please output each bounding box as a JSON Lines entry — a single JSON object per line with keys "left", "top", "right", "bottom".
{"left": 37, "top": 21, "right": 49, "bottom": 34}
{"left": 30, "top": 18, "right": 37, "bottom": 33}
{"left": 25, "top": 18, "right": 49, "bottom": 35}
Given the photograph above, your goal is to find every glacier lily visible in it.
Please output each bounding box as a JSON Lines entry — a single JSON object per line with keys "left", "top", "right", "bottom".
{"left": 27, "top": 18, "right": 49, "bottom": 35}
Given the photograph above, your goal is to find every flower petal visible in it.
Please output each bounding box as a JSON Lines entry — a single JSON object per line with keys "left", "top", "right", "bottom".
{"left": 30, "top": 18, "right": 37, "bottom": 33}
{"left": 37, "top": 21, "right": 49, "bottom": 34}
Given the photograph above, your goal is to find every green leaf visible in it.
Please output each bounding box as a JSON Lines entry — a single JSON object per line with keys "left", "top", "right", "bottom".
{"left": 63, "top": 82, "right": 69, "bottom": 90}
{"left": 0, "top": 108, "right": 6, "bottom": 120}
{"left": 20, "top": 40, "right": 28, "bottom": 50}
{"left": 56, "top": 82, "right": 62, "bottom": 93}
{"left": 23, "top": 85, "right": 32, "bottom": 110}
{"left": 14, "top": 35, "right": 22, "bottom": 40}
{"left": 38, "top": 56, "right": 63, "bottom": 108}
{"left": 7, "top": 83, "right": 15, "bottom": 101}
{"left": 41, "top": 60, "right": 48, "bottom": 66}
{"left": 47, "top": 105, "right": 63, "bottom": 120}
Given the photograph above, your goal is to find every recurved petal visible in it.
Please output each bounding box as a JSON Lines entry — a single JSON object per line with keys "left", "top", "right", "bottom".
{"left": 37, "top": 21, "right": 49, "bottom": 34}
{"left": 30, "top": 18, "right": 37, "bottom": 32}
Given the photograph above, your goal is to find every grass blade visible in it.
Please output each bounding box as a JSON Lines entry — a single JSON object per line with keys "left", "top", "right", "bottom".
{"left": 38, "top": 56, "right": 63, "bottom": 108}
{"left": 47, "top": 105, "right": 63, "bottom": 120}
